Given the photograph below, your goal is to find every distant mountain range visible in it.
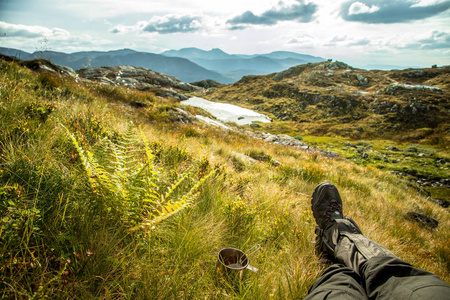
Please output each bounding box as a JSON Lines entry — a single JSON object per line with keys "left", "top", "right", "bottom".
{"left": 0, "top": 47, "right": 325, "bottom": 84}
{"left": 160, "top": 48, "right": 325, "bottom": 80}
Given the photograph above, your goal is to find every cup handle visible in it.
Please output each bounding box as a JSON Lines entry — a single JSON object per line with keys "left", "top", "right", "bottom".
{"left": 245, "top": 244, "right": 261, "bottom": 257}
{"left": 247, "top": 265, "right": 258, "bottom": 273}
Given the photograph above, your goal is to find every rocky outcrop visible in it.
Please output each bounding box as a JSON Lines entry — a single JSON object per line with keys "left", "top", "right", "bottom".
{"left": 0, "top": 55, "right": 201, "bottom": 101}
{"left": 323, "top": 61, "right": 350, "bottom": 70}
{"left": 21, "top": 59, "right": 77, "bottom": 78}
{"left": 241, "top": 131, "right": 341, "bottom": 159}
{"left": 406, "top": 211, "right": 439, "bottom": 229}
{"left": 0, "top": 55, "right": 78, "bottom": 78}
{"left": 402, "top": 70, "right": 426, "bottom": 78}
{"left": 272, "top": 63, "right": 321, "bottom": 81}
{"left": 429, "top": 198, "right": 450, "bottom": 209}
{"left": 207, "top": 61, "right": 449, "bottom": 141}
{"left": 381, "top": 83, "right": 443, "bottom": 95}
{"left": 77, "top": 65, "right": 201, "bottom": 100}
{"left": 356, "top": 74, "right": 369, "bottom": 86}
{"left": 263, "top": 82, "right": 301, "bottom": 99}
{"left": 191, "top": 79, "right": 225, "bottom": 89}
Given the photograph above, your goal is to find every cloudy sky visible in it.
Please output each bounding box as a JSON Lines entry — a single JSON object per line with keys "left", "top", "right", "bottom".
{"left": 1, "top": 0, "right": 449, "bottom": 68}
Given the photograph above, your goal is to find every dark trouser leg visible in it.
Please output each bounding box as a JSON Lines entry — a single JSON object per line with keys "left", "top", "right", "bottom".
{"left": 332, "top": 219, "right": 450, "bottom": 300}
{"left": 361, "top": 256, "right": 450, "bottom": 300}
{"left": 304, "top": 264, "right": 368, "bottom": 300}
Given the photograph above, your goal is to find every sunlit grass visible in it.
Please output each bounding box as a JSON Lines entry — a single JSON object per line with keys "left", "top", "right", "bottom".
{"left": 0, "top": 59, "right": 448, "bottom": 299}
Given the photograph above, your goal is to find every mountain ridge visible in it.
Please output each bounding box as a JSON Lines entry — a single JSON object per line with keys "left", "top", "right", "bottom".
{"left": 160, "top": 48, "right": 325, "bottom": 79}
{"left": 0, "top": 47, "right": 325, "bottom": 84}
{"left": 0, "top": 47, "right": 231, "bottom": 83}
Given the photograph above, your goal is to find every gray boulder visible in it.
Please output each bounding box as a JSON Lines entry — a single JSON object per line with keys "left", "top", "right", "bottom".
{"left": 325, "top": 61, "right": 349, "bottom": 70}
{"left": 21, "top": 59, "right": 77, "bottom": 78}
{"left": 356, "top": 74, "right": 369, "bottom": 85}
{"left": 382, "top": 83, "right": 443, "bottom": 95}
{"left": 406, "top": 211, "right": 439, "bottom": 229}
{"left": 403, "top": 70, "right": 426, "bottom": 78}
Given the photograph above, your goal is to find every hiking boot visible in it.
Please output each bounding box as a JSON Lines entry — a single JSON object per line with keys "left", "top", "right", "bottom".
{"left": 311, "top": 182, "right": 344, "bottom": 230}
{"left": 314, "top": 216, "right": 363, "bottom": 262}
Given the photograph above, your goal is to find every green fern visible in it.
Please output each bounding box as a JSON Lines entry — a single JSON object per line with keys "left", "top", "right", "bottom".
{"left": 63, "top": 122, "right": 216, "bottom": 229}
{"left": 138, "top": 165, "right": 217, "bottom": 230}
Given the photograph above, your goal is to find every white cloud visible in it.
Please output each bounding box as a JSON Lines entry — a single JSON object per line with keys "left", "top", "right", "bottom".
{"left": 143, "top": 15, "right": 202, "bottom": 34}
{"left": 331, "top": 35, "right": 348, "bottom": 42}
{"left": 0, "top": 21, "right": 70, "bottom": 39}
{"left": 287, "top": 33, "right": 316, "bottom": 44}
{"left": 411, "top": 0, "right": 448, "bottom": 7}
{"left": 227, "top": 0, "right": 318, "bottom": 26}
{"left": 2, "top": 0, "right": 449, "bottom": 68}
{"left": 0, "top": 21, "right": 115, "bottom": 53}
{"left": 348, "top": 2, "right": 380, "bottom": 15}
{"left": 60, "top": 0, "right": 282, "bottom": 18}
{"left": 348, "top": 38, "right": 371, "bottom": 46}
{"left": 395, "top": 30, "right": 450, "bottom": 50}
{"left": 110, "top": 21, "right": 150, "bottom": 35}
{"left": 111, "top": 15, "right": 203, "bottom": 35}
{"left": 342, "top": 0, "right": 450, "bottom": 23}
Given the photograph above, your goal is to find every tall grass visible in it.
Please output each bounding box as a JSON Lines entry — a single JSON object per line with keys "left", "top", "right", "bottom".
{"left": 0, "top": 59, "right": 448, "bottom": 299}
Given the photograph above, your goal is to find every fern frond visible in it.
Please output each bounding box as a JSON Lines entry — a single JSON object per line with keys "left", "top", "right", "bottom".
{"left": 139, "top": 127, "right": 157, "bottom": 177}
{"left": 132, "top": 167, "right": 218, "bottom": 231}
{"left": 183, "top": 167, "right": 217, "bottom": 201}
{"left": 63, "top": 125, "right": 109, "bottom": 194}
{"left": 163, "top": 166, "right": 195, "bottom": 201}
{"left": 135, "top": 194, "right": 197, "bottom": 231}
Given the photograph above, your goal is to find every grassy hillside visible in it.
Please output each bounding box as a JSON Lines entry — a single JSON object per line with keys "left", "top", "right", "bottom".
{"left": 200, "top": 60, "right": 450, "bottom": 204}
{"left": 0, "top": 59, "right": 449, "bottom": 299}
{"left": 203, "top": 61, "right": 449, "bottom": 146}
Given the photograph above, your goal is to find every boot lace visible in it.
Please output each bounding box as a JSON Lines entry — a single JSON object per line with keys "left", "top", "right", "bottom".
{"left": 324, "top": 200, "right": 341, "bottom": 219}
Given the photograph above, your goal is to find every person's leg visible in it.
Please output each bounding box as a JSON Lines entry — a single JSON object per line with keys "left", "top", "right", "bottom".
{"left": 311, "top": 182, "right": 450, "bottom": 300}
{"left": 304, "top": 264, "right": 368, "bottom": 300}
{"left": 361, "top": 256, "right": 450, "bottom": 299}
{"left": 332, "top": 219, "right": 450, "bottom": 299}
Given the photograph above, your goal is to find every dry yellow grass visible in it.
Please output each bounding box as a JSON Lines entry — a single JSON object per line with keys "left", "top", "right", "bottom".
{"left": 1, "top": 59, "right": 448, "bottom": 299}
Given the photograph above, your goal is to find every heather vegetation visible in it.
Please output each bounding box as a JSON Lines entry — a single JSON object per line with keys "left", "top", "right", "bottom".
{"left": 0, "top": 59, "right": 449, "bottom": 299}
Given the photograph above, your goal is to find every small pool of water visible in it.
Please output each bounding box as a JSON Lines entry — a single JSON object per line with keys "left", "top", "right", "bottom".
{"left": 181, "top": 97, "right": 271, "bottom": 126}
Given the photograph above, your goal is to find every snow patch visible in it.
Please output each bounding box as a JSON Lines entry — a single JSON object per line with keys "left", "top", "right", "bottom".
{"left": 181, "top": 97, "right": 271, "bottom": 125}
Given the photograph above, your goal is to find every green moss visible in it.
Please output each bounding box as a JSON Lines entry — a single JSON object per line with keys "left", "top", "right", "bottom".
{"left": 426, "top": 187, "right": 450, "bottom": 200}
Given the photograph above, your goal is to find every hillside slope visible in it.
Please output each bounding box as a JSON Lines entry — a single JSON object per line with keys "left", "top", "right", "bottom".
{"left": 203, "top": 61, "right": 449, "bottom": 145}
{"left": 7, "top": 54, "right": 448, "bottom": 197}
{"left": 0, "top": 56, "right": 448, "bottom": 299}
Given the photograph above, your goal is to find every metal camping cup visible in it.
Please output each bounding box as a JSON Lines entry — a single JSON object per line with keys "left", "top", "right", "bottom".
{"left": 217, "top": 244, "right": 261, "bottom": 276}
